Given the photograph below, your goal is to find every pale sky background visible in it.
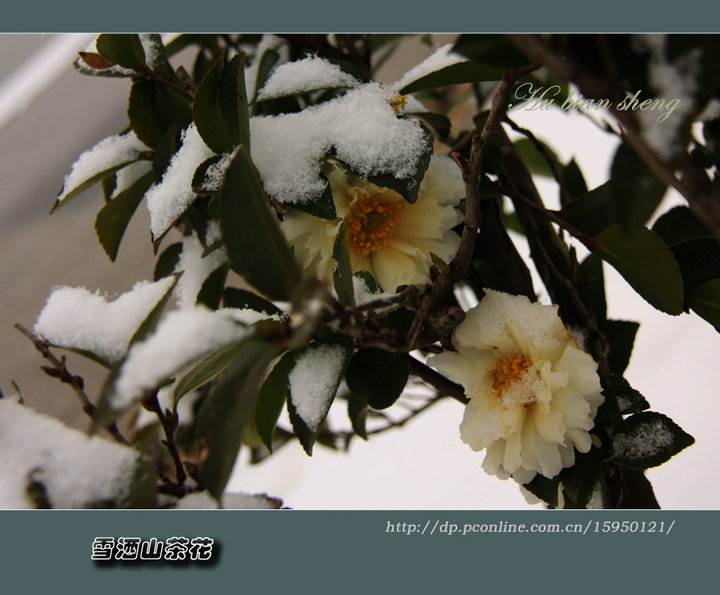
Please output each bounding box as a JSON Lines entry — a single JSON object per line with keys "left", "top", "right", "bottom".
{"left": 0, "top": 34, "right": 717, "bottom": 509}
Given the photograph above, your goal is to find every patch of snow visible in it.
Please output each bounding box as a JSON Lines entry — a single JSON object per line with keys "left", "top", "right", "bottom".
{"left": 245, "top": 34, "right": 289, "bottom": 101}
{"left": 174, "top": 491, "right": 220, "bottom": 509}
{"left": 57, "top": 130, "right": 149, "bottom": 202}
{"left": 111, "top": 160, "right": 153, "bottom": 198}
{"left": 112, "top": 307, "right": 251, "bottom": 411}
{"left": 256, "top": 56, "right": 361, "bottom": 101}
{"left": 250, "top": 83, "right": 428, "bottom": 205}
{"left": 394, "top": 44, "right": 466, "bottom": 92}
{"left": 0, "top": 398, "right": 142, "bottom": 508}
{"left": 612, "top": 417, "right": 675, "bottom": 462}
{"left": 173, "top": 222, "right": 228, "bottom": 310}
{"left": 145, "top": 123, "right": 214, "bottom": 239}
{"left": 288, "top": 343, "right": 346, "bottom": 432}
{"left": 34, "top": 277, "right": 176, "bottom": 365}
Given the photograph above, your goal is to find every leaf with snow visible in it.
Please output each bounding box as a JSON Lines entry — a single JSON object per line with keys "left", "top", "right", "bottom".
{"left": 0, "top": 399, "right": 154, "bottom": 508}
{"left": 145, "top": 122, "right": 214, "bottom": 240}
{"left": 287, "top": 335, "right": 354, "bottom": 455}
{"left": 256, "top": 55, "right": 362, "bottom": 101}
{"left": 249, "top": 83, "right": 432, "bottom": 206}
{"left": 102, "top": 307, "right": 254, "bottom": 415}
{"left": 396, "top": 44, "right": 502, "bottom": 95}
{"left": 54, "top": 130, "right": 150, "bottom": 209}
{"left": 172, "top": 222, "right": 228, "bottom": 310}
{"left": 611, "top": 411, "right": 694, "bottom": 469}
{"left": 34, "top": 276, "right": 177, "bottom": 368}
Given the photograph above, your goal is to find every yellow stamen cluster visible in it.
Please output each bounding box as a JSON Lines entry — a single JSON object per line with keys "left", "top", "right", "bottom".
{"left": 491, "top": 353, "right": 531, "bottom": 396}
{"left": 390, "top": 95, "right": 408, "bottom": 114}
{"left": 346, "top": 196, "right": 402, "bottom": 256}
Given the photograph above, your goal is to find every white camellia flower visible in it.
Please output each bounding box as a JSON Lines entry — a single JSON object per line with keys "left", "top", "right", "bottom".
{"left": 280, "top": 155, "right": 464, "bottom": 293}
{"left": 429, "top": 290, "right": 604, "bottom": 484}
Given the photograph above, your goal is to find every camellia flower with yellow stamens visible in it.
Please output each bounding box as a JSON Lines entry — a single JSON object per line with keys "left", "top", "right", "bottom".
{"left": 429, "top": 290, "right": 604, "bottom": 485}
{"left": 280, "top": 154, "right": 465, "bottom": 293}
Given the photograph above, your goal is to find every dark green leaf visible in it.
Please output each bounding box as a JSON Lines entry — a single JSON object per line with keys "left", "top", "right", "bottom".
{"left": 254, "top": 349, "right": 296, "bottom": 451}
{"left": 192, "top": 155, "right": 224, "bottom": 194}
{"left": 611, "top": 412, "right": 694, "bottom": 469}
{"left": 346, "top": 348, "right": 410, "bottom": 410}
{"left": 174, "top": 339, "right": 247, "bottom": 402}
{"left": 52, "top": 160, "right": 141, "bottom": 211}
{"left": 193, "top": 49, "right": 234, "bottom": 154}
{"left": 101, "top": 173, "right": 117, "bottom": 202}
{"left": 154, "top": 242, "right": 183, "bottom": 280}
{"left": 408, "top": 112, "right": 451, "bottom": 139}
{"left": 196, "top": 339, "right": 284, "bottom": 499}
{"left": 94, "top": 170, "right": 154, "bottom": 262}
{"left": 154, "top": 85, "right": 193, "bottom": 130}
{"left": 512, "top": 137, "right": 560, "bottom": 179}
{"left": 287, "top": 335, "right": 354, "bottom": 455}
{"left": 220, "top": 53, "right": 250, "bottom": 148}
{"left": 592, "top": 224, "right": 684, "bottom": 315}
{"left": 289, "top": 176, "right": 337, "bottom": 219}
{"left": 332, "top": 220, "right": 354, "bottom": 306}
{"left": 600, "top": 319, "right": 640, "bottom": 375}
{"left": 399, "top": 60, "right": 504, "bottom": 95}
{"left": 686, "top": 278, "right": 720, "bottom": 332}
{"left": 559, "top": 182, "right": 613, "bottom": 237}
{"left": 610, "top": 142, "right": 668, "bottom": 234}
{"left": 347, "top": 393, "right": 368, "bottom": 440}
{"left": 128, "top": 81, "right": 167, "bottom": 148}
{"left": 129, "top": 274, "right": 179, "bottom": 346}
{"left": 96, "top": 34, "right": 146, "bottom": 70}
{"left": 560, "top": 158, "right": 588, "bottom": 205}
{"left": 196, "top": 264, "right": 228, "bottom": 309}
{"left": 223, "top": 287, "right": 284, "bottom": 316}
{"left": 353, "top": 270, "right": 379, "bottom": 294}
{"left": 669, "top": 239, "right": 720, "bottom": 291}
{"left": 596, "top": 373, "right": 650, "bottom": 422}
{"left": 578, "top": 253, "right": 607, "bottom": 322}
{"left": 153, "top": 124, "right": 179, "bottom": 179}
{"left": 522, "top": 473, "right": 561, "bottom": 508}
{"left": 219, "top": 147, "right": 301, "bottom": 300}
{"left": 652, "top": 205, "right": 715, "bottom": 246}
{"left": 452, "top": 34, "right": 533, "bottom": 70}
{"left": 575, "top": 465, "right": 606, "bottom": 509}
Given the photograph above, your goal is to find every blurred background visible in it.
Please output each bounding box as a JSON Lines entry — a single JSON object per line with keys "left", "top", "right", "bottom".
{"left": 0, "top": 34, "right": 717, "bottom": 509}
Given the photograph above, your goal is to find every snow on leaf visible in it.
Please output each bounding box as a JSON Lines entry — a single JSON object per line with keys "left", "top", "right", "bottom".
{"left": 393, "top": 44, "right": 466, "bottom": 92}
{"left": 145, "top": 122, "right": 214, "bottom": 240}
{"left": 173, "top": 222, "right": 228, "bottom": 310}
{"left": 56, "top": 130, "right": 149, "bottom": 204}
{"left": 111, "top": 307, "right": 252, "bottom": 411}
{"left": 0, "top": 399, "right": 147, "bottom": 508}
{"left": 256, "top": 55, "right": 361, "bottom": 101}
{"left": 34, "top": 277, "right": 177, "bottom": 366}
{"left": 288, "top": 342, "right": 346, "bottom": 433}
{"left": 249, "top": 83, "right": 429, "bottom": 205}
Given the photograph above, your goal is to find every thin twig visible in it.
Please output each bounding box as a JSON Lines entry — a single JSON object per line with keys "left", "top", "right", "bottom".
{"left": 14, "top": 323, "right": 129, "bottom": 445}
{"left": 409, "top": 357, "right": 467, "bottom": 404}
{"left": 143, "top": 391, "right": 186, "bottom": 485}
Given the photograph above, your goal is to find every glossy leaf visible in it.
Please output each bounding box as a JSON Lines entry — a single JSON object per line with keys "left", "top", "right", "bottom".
{"left": 560, "top": 158, "right": 588, "bottom": 205}
{"left": 611, "top": 412, "right": 694, "bottom": 469}
{"left": 219, "top": 147, "right": 300, "bottom": 300}
{"left": 290, "top": 178, "right": 337, "bottom": 220}
{"left": 193, "top": 50, "right": 234, "bottom": 154}
{"left": 128, "top": 81, "right": 167, "bottom": 148}
{"left": 453, "top": 34, "right": 533, "bottom": 70}
{"left": 195, "top": 339, "right": 284, "bottom": 499}
{"left": 153, "top": 242, "right": 183, "bottom": 280}
{"left": 652, "top": 205, "right": 715, "bottom": 246}
{"left": 596, "top": 373, "right": 650, "bottom": 423}
{"left": 220, "top": 53, "right": 250, "bottom": 148}
{"left": 196, "top": 264, "right": 228, "bottom": 309}
{"left": 52, "top": 160, "right": 141, "bottom": 211}
{"left": 399, "top": 60, "right": 504, "bottom": 95}
{"left": 610, "top": 142, "right": 667, "bottom": 235}
{"left": 345, "top": 348, "right": 410, "bottom": 410}
{"left": 686, "top": 278, "right": 720, "bottom": 332}
{"left": 254, "top": 349, "right": 297, "bottom": 451}
{"left": 223, "top": 287, "right": 284, "bottom": 316}
{"left": 94, "top": 170, "right": 154, "bottom": 262}
{"left": 512, "top": 137, "right": 560, "bottom": 179}
{"left": 591, "top": 224, "right": 684, "bottom": 315}
{"left": 347, "top": 393, "right": 368, "bottom": 440}
{"left": 174, "top": 339, "right": 246, "bottom": 402}
{"left": 96, "top": 34, "right": 146, "bottom": 70}
{"left": 559, "top": 182, "right": 613, "bottom": 237}
{"left": 600, "top": 319, "right": 640, "bottom": 375}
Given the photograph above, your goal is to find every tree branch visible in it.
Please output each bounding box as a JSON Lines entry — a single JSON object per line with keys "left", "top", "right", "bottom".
{"left": 14, "top": 323, "right": 129, "bottom": 445}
